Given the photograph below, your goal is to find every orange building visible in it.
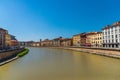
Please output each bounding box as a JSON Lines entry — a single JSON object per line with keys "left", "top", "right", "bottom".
{"left": 86, "top": 32, "right": 98, "bottom": 47}
{"left": 86, "top": 32, "right": 102, "bottom": 47}
{"left": 73, "top": 33, "right": 87, "bottom": 46}
{"left": 5, "top": 34, "right": 19, "bottom": 49}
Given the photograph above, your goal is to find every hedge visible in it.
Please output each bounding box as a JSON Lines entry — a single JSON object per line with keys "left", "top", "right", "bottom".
{"left": 17, "top": 48, "right": 29, "bottom": 57}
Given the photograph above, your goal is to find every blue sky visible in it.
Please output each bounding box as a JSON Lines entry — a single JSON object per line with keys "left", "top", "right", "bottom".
{"left": 0, "top": 0, "right": 120, "bottom": 41}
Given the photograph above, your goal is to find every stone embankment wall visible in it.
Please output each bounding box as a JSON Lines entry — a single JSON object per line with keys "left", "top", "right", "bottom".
{"left": 64, "top": 47, "right": 120, "bottom": 59}
{"left": 0, "top": 48, "right": 24, "bottom": 63}
{"left": 48, "top": 47, "right": 120, "bottom": 59}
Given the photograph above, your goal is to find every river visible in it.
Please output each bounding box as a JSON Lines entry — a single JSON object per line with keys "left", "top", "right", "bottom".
{"left": 0, "top": 47, "right": 120, "bottom": 80}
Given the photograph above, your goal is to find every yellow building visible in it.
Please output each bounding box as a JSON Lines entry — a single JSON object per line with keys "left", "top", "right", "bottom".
{"left": 32, "top": 42, "right": 40, "bottom": 47}
{"left": 91, "top": 32, "right": 102, "bottom": 47}
{"left": 61, "top": 38, "right": 73, "bottom": 47}
{"left": 73, "top": 34, "right": 81, "bottom": 46}
{"left": 86, "top": 32, "right": 97, "bottom": 46}
{"left": 86, "top": 32, "right": 102, "bottom": 47}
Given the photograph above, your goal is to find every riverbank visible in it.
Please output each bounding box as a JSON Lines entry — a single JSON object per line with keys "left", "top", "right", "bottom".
{"left": 0, "top": 56, "right": 18, "bottom": 66}
{"left": 0, "top": 48, "right": 28, "bottom": 66}
{"left": 47, "top": 47, "right": 120, "bottom": 59}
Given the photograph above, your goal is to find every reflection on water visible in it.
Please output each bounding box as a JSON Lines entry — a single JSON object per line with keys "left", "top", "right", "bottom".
{"left": 0, "top": 47, "right": 120, "bottom": 80}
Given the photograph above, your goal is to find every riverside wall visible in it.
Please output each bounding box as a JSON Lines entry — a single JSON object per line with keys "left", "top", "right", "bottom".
{"left": 0, "top": 48, "right": 25, "bottom": 64}
{"left": 46, "top": 47, "right": 120, "bottom": 59}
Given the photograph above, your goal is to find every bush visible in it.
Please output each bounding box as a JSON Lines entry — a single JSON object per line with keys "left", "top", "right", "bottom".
{"left": 17, "top": 48, "right": 29, "bottom": 57}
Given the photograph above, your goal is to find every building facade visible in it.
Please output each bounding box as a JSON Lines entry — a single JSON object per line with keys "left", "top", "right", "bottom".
{"left": 53, "top": 37, "right": 63, "bottom": 47}
{"left": 93, "top": 32, "right": 102, "bottom": 47}
{"left": 40, "top": 39, "right": 49, "bottom": 47}
{"left": 80, "top": 33, "right": 87, "bottom": 46}
{"left": 40, "top": 39, "right": 53, "bottom": 47}
{"left": 5, "top": 34, "right": 11, "bottom": 48}
{"left": 32, "top": 42, "right": 40, "bottom": 47}
{"left": 10, "top": 35, "right": 19, "bottom": 48}
{"left": 86, "top": 32, "right": 97, "bottom": 47}
{"left": 73, "top": 33, "right": 86, "bottom": 46}
{"left": 73, "top": 34, "right": 81, "bottom": 46}
{"left": 86, "top": 32, "right": 102, "bottom": 47}
{"left": 5, "top": 34, "right": 19, "bottom": 49}
{"left": 61, "top": 38, "right": 73, "bottom": 47}
{"left": 102, "top": 21, "right": 120, "bottom": 48}
{"left": 0, "top": 28, "right": 8, "bottom": 49}
{"left": 48, "top": 40, "right": 53, "bottom": 47}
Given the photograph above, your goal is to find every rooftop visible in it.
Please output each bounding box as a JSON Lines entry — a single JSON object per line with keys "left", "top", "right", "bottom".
{"left": 102, "top": 21, "right": 120, "bottom": 30}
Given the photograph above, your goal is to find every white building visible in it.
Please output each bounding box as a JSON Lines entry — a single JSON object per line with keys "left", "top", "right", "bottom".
{"left": 102, "top": 21, "right": 120, "bottom": 48}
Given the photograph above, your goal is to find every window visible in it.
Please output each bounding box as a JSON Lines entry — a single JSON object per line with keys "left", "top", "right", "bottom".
{"left": 115, "top": 28, "right": 118, "bottom": 34}
{"left": 112, "top": 39, "right": 114, "bottom": 43}
{"left": 111, "top": 28, "right": 113, "bottom": 34}
{"left": 108, "top": 31, "right": 110, "bottom": 34}
{"left": 116, "top": 39, "right": 118, "bottom": 43}
{"left": 116, "top": 35, "right": 118, "bottom": 38}
{"left": 105, "top": 32, "right": 107, "bottom": 35}
{"left": 112, "top": 35, "right": 114, "bottom": 38}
